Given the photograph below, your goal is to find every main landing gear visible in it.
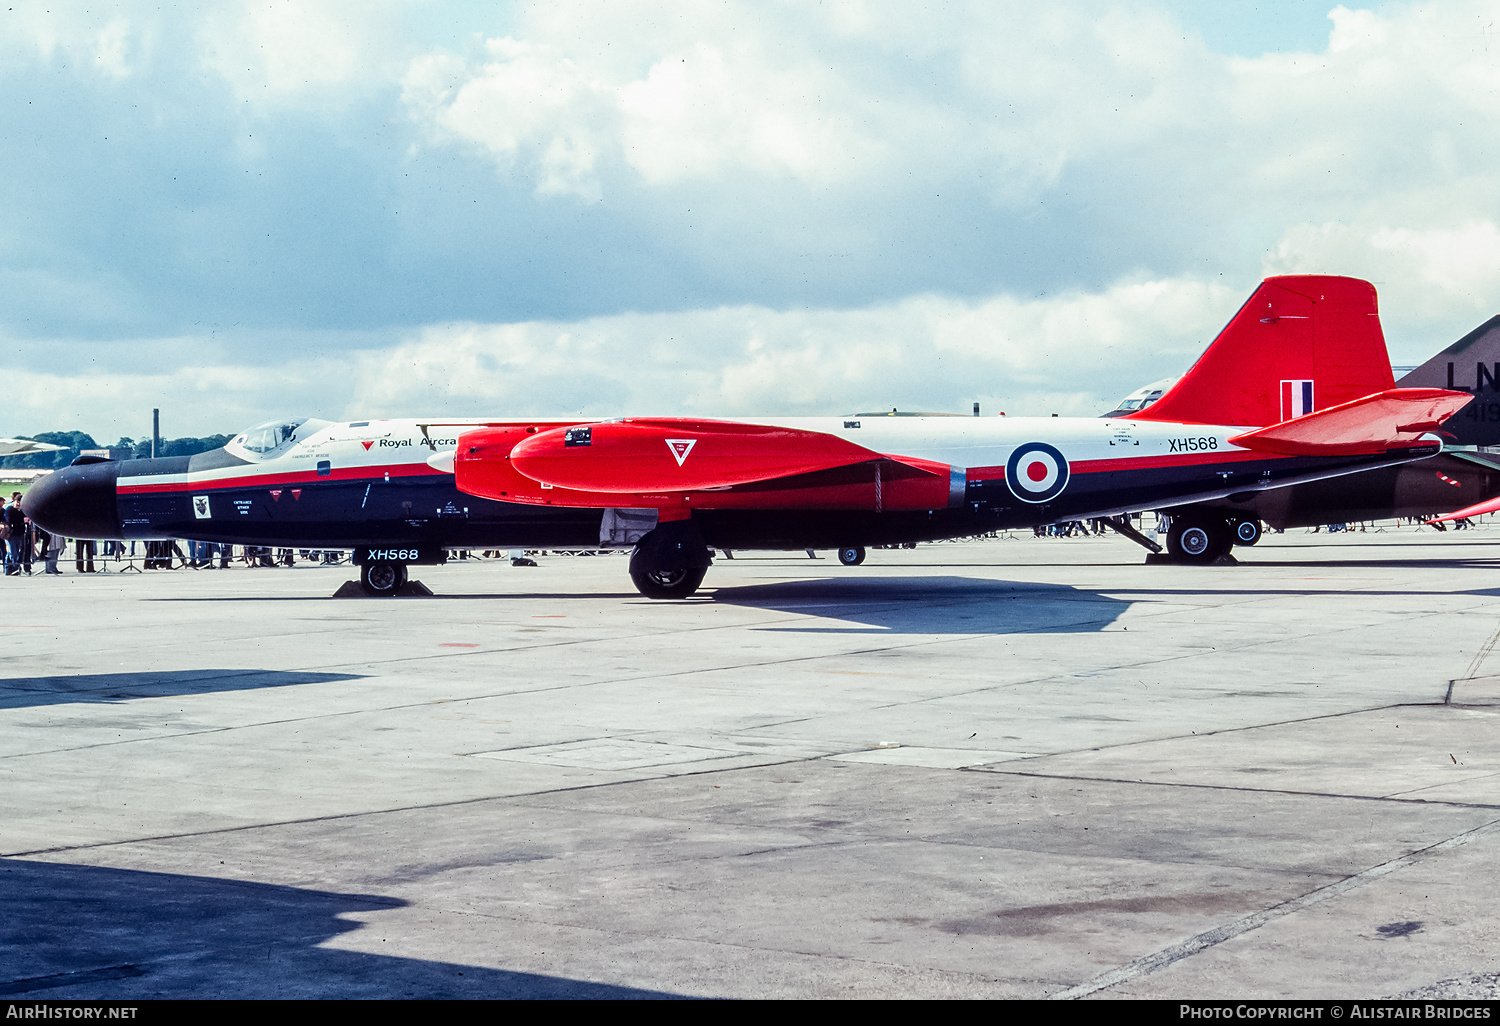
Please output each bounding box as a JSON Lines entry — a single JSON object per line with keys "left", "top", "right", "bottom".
{"left": 360, "top": 561, "right": 408, "bottom": 596}
{"left": 629, "top": 520, "right": 712, "bottom": 599}
{"left": 1162, "top": 514, "right": 1262, "bottom": 564}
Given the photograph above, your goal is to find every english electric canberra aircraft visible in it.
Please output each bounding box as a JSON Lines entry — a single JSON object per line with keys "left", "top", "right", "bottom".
{"left": 20, "top": 274, "right": 1473, "bottom": 598}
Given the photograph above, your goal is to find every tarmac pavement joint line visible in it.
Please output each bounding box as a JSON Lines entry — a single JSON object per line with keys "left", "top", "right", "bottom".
{"left": 2, "top": 590, "right": 1163, "bottom": 764}
{"left": 983, "top": 767, "right": 1500, "bottom": 811}
{"left": 1047, "top": 814, "right": 1500, "bottom": 1000}
{"left": 1, "top": 627, "right": 1011, "bottom": 762}
{"left": 746, "top": 600, "right": 1468, "bottom": 728}
{"left": 1457, "top": 614, "right": 1500, "bottom": 681}
{"left": 1381, "top": 768, "right": 1500, "bottom": 802}
{"left": 0, "top": 754, "right": 818, "bottom": 859}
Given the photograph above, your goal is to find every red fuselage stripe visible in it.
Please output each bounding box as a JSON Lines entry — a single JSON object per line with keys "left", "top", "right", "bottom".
{"left": 116, "top": 449, "right": 1278, "bottom": 497}
{"left": 965, "top": 449, "right": 1271, "bottom": 481}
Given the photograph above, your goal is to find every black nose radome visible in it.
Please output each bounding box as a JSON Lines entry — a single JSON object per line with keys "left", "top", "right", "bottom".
{"left": 22, "top": 462, "right": 123, "bottom": 539}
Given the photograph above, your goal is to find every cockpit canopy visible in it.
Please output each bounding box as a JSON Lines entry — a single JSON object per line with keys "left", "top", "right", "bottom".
{"left": 1103, "top": 377, "right": 1178, "bottom": 417}
{"left": 226, "top": 417, "right": 332, "bottom": 460}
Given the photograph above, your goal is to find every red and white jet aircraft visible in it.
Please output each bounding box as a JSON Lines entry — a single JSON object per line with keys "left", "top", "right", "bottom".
{"left": 437, "top": 275, "right": 1471, "bottom": 598}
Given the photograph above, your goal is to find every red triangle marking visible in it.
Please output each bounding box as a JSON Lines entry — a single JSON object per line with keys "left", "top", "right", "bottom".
{"left": 269, "top": 490, "right": 282, "bottom": 501}
{"left": 291, "top": 489, "right": 302, "bottom": 500}
{"left": 361, "top": 440, "right": 374, "bottom": 450}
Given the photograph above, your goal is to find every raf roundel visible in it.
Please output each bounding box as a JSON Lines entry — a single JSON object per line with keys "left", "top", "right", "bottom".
{"left": 1005, "top": 442, "right": 1070, "bottom": 503}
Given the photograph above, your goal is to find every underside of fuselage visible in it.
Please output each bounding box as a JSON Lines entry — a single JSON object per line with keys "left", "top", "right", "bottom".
{"left": 1188, "top": 452, "right": 1500, "bottom": 530}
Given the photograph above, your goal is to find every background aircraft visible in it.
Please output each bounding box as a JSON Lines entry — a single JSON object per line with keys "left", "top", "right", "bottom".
{"left": 448, "top": 275, "right": 1470, "bottom": 597}
{"left": 0, "top": 438, "right": 65, "bottom": 458}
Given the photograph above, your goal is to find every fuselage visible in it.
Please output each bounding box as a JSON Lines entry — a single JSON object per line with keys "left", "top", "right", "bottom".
{"left": 23, "top": 418, "right": 606, "bottom": 549}
{"left": 22, "top": 412, "right": 1446, "bottom": 554}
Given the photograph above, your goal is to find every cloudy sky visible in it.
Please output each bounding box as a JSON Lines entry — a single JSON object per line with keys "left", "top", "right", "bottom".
{"left": 3, "top": 1, "right": 1499, "bottom": 441}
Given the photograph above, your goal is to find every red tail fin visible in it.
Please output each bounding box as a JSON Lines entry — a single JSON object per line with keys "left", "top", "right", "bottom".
{"left": 1126, "top": 275, "right": 1395, "bottom": 427}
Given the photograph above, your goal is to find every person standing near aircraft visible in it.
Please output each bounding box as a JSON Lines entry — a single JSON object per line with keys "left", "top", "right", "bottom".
{"left": 43, "top": 529, "right": 64, "bottom": 575}
{"left": 74, "top": 537, "right": 94, "bottom": 573}
{"left": 3, "top": 493, "right": 25, "bottom": 575}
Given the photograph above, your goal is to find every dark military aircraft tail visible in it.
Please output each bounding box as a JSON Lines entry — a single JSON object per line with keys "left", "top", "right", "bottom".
{"left": 1394, "top": 315, "right": 1500, "bottom": 446}
{"left": 1124, "top": 275, "right": 1396, "bottom": 428}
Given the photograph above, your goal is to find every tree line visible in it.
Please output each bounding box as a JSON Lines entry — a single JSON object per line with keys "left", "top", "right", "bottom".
{"left": 1, "top": 432, "right": 234, "bottom": 469}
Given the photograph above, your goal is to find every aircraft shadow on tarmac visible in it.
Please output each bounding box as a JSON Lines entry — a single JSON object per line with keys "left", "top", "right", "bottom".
{"left": 0, "top": 858, "right": 684, "bottom": 999}
{"left": 711, "top": 576, "right": 1130, "bottom": 635}
{"left": 0, "top": 669, "right": 367, "bottom": 712}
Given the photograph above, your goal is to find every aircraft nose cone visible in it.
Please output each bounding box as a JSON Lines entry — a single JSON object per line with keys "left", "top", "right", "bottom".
{"left": 22, "top": 462, "right": 122, "bottom": 539}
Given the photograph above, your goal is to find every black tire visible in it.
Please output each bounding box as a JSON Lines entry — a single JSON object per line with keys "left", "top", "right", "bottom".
{"left": 837, "top": 545, "right": 866, "bottom": 566}
{"left": 1232, "top": 518, "right": 1262, "bottom": 546}
{"left": 630, "top": 565, "right": 707, "bottom": 599}
{"left": 1166, "top": 516, "right": 1231, "bottom": 564}
{"left": 360, "top": 561, "right": 407, "bottom": 596}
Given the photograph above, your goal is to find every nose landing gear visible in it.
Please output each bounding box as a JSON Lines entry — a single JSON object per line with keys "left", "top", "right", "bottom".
{"left": 360, "top": 561, "right": 408, "bottom": 596}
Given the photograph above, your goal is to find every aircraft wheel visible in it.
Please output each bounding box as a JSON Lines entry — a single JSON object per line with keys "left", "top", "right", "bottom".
{"left": 837, "top": 545, "right": 866, "bottom": 566}
{"left": 361, "top": 561, "right": 408, "bottom": 596}
{"left": 630, "top": 565, "right": 707, "bottom": 599}
{"left": 1232, "top": 518, "right": 1262, "bottom": 546}
{"left": 1166, "top": 516, "right": 1231, "bottom": 564}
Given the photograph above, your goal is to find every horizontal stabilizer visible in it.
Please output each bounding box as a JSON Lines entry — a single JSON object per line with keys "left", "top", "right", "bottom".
{"left": 508, "top": 418, "right": 882, "bottom": 492}
{"left": 1227, "top": 388, "right": 1473, "bottom": 456}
